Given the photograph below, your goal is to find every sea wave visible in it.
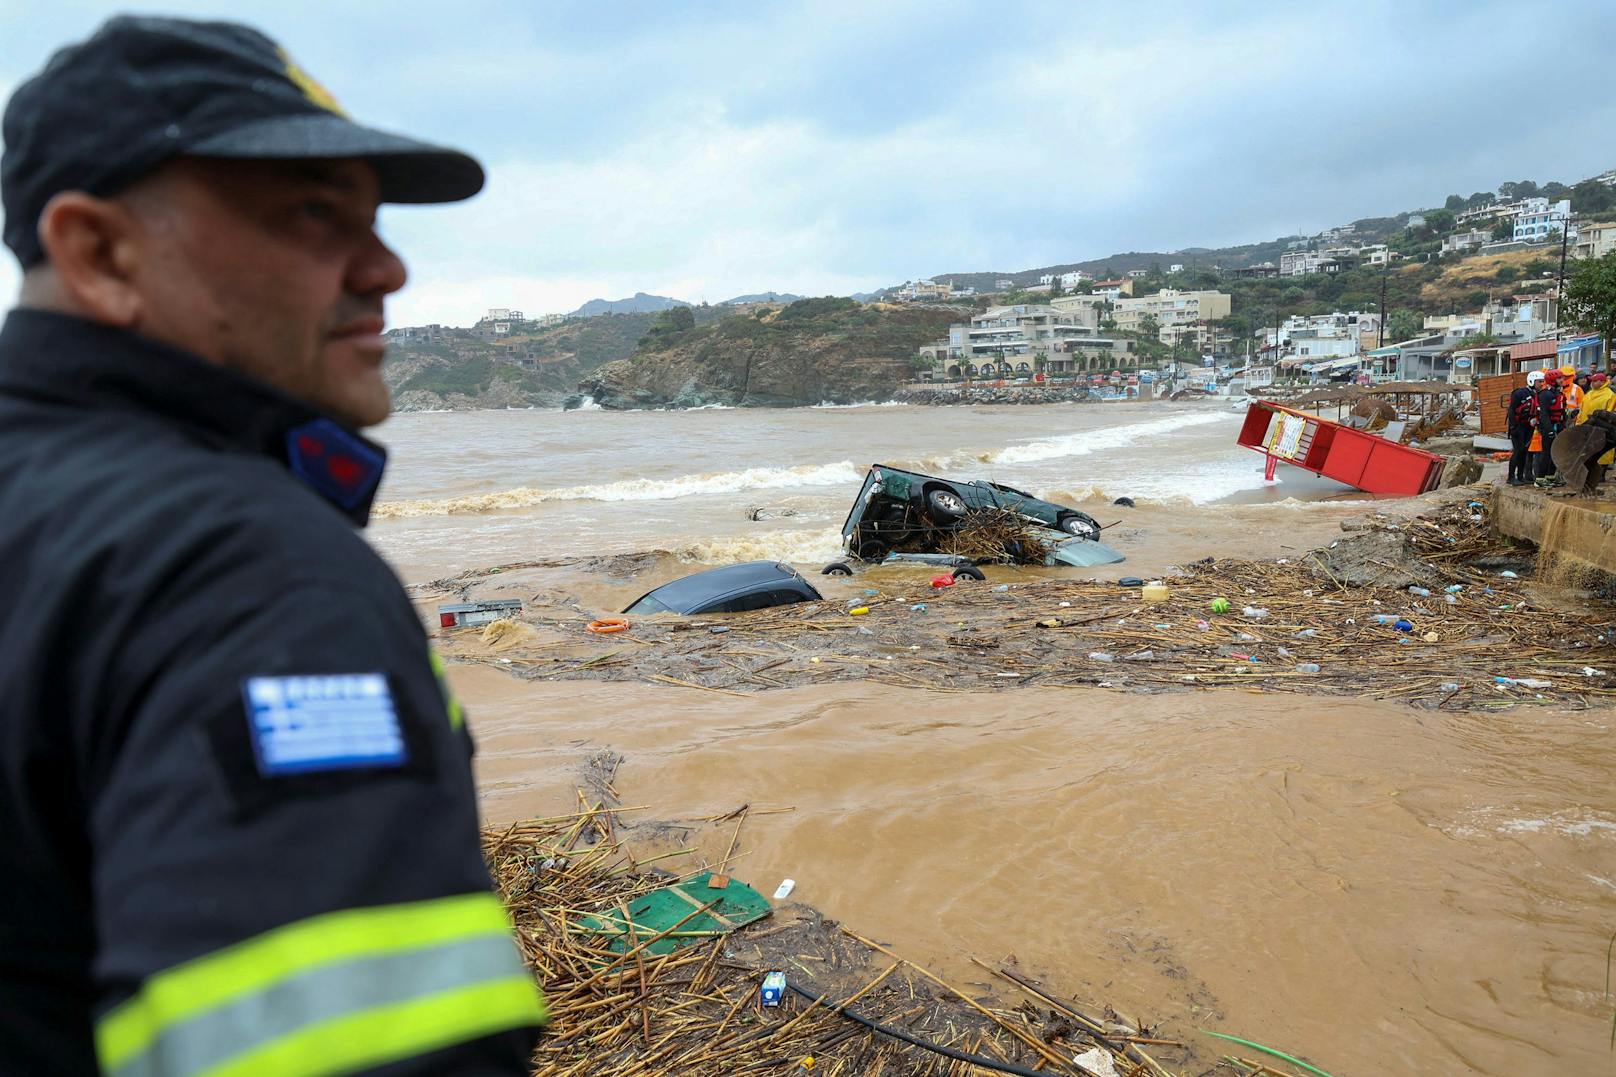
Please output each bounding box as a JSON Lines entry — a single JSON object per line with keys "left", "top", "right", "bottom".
{"left": 677, "top": 526, "right": 845, "bottom": 565}
{"left": 373, "top": 461, "right": 865, "bottom": 518}
{"left": 810, "top": 400, "right": 907, "bottom": 409}
{"left": 988, "top": 410, "right": 1231, "bottom": 465}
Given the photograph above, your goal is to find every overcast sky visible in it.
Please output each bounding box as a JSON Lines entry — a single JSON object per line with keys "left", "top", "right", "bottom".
{"left": 4, "top": 0, "right": 1615, "bottom": 326}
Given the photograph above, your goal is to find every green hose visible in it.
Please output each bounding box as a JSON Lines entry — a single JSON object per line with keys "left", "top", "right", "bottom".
{"left": 1199, "top": 1029, "right": 1336, "bottom": 1077}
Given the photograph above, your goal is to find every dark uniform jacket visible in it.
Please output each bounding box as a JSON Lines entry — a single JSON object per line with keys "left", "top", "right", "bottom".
{"left": 1507, "top": 386, "right": 1537, "bottom": 433}
{"left": 0, "top": 310, "right": 544, "bottom": 1075}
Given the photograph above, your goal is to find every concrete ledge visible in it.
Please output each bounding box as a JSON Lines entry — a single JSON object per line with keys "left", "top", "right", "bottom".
{"left": 1492, "top": 484, "right": 1616, "bottom": 575}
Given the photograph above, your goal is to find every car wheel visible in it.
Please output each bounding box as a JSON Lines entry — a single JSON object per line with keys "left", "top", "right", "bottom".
{"left": 926, "top": 487, "right": 968, "bottom": 521}
{"left": 855, "top": 538, "right": 889, "bottom": 561}
{"left": 1059, "top": 513, "right": 1100, "bottom": 539}
{"left": 821, "top": 562, "right": 853, "bottom": 576}
{"left": 951, "top": 564, "right": 986, "bottom": 582}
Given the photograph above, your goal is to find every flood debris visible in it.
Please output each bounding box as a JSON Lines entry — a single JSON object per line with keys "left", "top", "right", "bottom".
{"left": 838, "top": 463, "right": 1124, "bottom": 568}
{"left": 435, "top": 496, "right": 1616, "bottom": 712}
{"left": 487, "top": 800, "right": 1179, "bottom": 1075}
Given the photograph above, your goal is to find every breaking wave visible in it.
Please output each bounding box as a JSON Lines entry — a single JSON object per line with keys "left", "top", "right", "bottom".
{"left": 810, "top": 400, "right": 907, "bottom": 409}
{"left": 988, "top": 411, "right": 1230, "bottom": 465}
{"left": 373, "top": 461, "right": 865, "bottom": 518}
{"left": 677, "top": 526, "right": 845, "bottom": 565}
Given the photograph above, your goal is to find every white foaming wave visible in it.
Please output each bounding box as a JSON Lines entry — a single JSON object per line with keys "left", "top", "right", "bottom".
{"left": 810, "top": 400, "right": 907, "bottom": 409}
{"left": 570, "top": 395, "right": 603, "bottom": 411}
{"left": 678, "top": 526, "right": 845, "bottom": 566}
{"left": 989, "top": 411, "right": 1230, "bottom": 465}
{"left": 686, "top": 402, "right": 736, "bottom": 410}
{"left": 373, "top": 461, "right": 865, "bottom": 518}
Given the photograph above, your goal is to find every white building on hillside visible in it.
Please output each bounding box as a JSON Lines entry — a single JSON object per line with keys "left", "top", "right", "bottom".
{"left": 1513, "top": 198, "right": 1571, "bottom": 242}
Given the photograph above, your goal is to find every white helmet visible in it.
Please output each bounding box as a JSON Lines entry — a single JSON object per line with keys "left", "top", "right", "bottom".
{"left": 1526, "top": 369, "right": 1545, "bottom": 386}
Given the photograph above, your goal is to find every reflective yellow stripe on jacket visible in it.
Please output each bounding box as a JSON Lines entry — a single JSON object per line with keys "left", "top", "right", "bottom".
{"left": 96, "top": 892, "right": 545, "bottom": 1077}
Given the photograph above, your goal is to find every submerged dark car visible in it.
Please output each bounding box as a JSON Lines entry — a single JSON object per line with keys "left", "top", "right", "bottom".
{"left": 623, "top": 561, "right": 822, "bottom": 616}
{"left": 838, "top": 464, "right": 1122, "bottom": 568}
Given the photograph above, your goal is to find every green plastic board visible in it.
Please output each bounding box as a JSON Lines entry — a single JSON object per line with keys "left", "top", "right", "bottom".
{"left": 573, "top": 871, "right": 773, "bottom": 957}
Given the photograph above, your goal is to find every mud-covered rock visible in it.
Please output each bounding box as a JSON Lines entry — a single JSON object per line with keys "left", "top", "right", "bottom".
{"left": 1310, "top": 529, "right": 1442, "bottom": 589}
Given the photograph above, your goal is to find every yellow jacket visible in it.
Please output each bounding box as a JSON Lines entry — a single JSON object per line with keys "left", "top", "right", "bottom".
{"left": 1577, "top": 383, "right": 1616, "bottom": 465}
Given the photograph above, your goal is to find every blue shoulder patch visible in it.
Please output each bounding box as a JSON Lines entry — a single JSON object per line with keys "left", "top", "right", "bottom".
{"left": 285, "top": 419, "right": 385, "bottom": 510}
{"left": 243, "top": 674, "right": 406, "bottom": 776}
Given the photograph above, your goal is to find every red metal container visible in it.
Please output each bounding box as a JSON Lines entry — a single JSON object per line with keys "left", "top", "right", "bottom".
{"left": 1237, "top": 401, "right": 1444, "bottom": 496}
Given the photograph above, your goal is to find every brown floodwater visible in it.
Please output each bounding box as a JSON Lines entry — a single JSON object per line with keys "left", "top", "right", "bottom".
{"left": 457, "top": 669, "right": 1616, "bottom": 1076}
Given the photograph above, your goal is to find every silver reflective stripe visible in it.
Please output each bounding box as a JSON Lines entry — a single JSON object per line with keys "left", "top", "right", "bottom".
{"left": 108, "top": 932, "right": 524, "bottom": 1077}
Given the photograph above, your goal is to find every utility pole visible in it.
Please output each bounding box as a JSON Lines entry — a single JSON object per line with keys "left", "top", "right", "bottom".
{"left": 1378, "top": 258, "right": 1388, "bottom": 349}
{"left": 1555, "top": 204, "right": 1572, "bottom": 308}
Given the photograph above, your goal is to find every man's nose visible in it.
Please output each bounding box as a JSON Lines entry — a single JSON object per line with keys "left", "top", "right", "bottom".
{"left": 347, "top": 229, "right": 408, "bottom": 298}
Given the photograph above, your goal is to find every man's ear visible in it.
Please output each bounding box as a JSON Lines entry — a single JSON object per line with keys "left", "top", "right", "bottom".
{"left": 35, "top": 191, "right": 143, "bottom": 327}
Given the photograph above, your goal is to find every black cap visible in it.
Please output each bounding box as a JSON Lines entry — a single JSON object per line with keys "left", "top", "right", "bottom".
{"left": 2, "top": 16, "right": 485, "bottom": 267}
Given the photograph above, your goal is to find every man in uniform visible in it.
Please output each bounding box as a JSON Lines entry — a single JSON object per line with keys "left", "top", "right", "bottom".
{"left": 0, "top": 17, "right": 546, "bottom": 1075}
{"left": 1534, "top": 368, "right": 1568, "bottom": 487}
{"left": 1506, "top": 370, "right": 1540, "bottom": 487}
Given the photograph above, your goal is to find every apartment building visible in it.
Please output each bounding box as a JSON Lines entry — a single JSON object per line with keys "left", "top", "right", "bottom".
{"left": 1110, "top": 289, "right": 1232, "bottom": 339}
{"left": 1573, "top": 220, "right": 1616, "bottom": 261}
{"left": 1512, "top": 198, "right": 1571, "bottom": 242}
{"left": 1089, "top": 278, "right": 1133, "bottom": 299}
{"left": 1441, "top": 229, "right": 1490, "bottom": 255}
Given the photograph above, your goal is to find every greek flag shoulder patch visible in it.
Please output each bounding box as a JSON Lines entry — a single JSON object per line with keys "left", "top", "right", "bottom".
{"left": 243, "top": 674, "right": 407, "bottom": 776}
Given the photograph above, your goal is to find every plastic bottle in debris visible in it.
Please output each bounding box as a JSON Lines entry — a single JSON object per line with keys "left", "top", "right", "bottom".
{"left": 1494, "top": 676, "right": 1553, "bottom": 689}
{"left": 1372, "top": 614, "right": 1397, "bottom": 625}
{"left": 1122, "top": 649, "right": 1154, "bottom": 662}
{"left": 1296, "top": 663, "right": 1321, "bottom": 674}
{"left": 1408, "top": 586, "right": 1431, "bottom": 598}
{"left": 1241, "top": 606, "right": 1270, "bottom": 620}
{"left": 1088, "top": 652, "right": 1115, "bottom": 663}
{"left": 1444, "top": 594, "right": 1457, "bottom": 605}
{"left": 1444, "top": 584, "right": 1464, "bottom": 594}
{"left": 1295, "top": 628, "right": 1318, "bottom": 638}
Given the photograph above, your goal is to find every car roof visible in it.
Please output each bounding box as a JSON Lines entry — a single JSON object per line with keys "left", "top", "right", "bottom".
{"left": 635, "top": 561, "right": 805, "bottom": 611}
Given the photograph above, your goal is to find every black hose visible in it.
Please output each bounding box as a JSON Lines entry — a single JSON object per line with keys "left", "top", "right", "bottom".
{"left": 783, "top": 977, "right": 1064, "bottom": 1077}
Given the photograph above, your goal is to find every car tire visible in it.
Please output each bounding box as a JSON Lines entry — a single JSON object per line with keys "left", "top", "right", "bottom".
{"left": 855, "top": 538, "right": 889, "bottom": 561}
{"left": 821, "top": 562, "right": 853, "bottom": 576}
{"left": 1058, "top": 513, "right": 1100, "bottom": 539}
{"left": 951, "top": 564, "right": 986, "bottom": 582}
{"left": 926, "top": 487, "right": 968, "bottom": 522}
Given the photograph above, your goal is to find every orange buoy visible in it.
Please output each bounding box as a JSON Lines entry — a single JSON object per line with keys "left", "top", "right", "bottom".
{"left": 587, "top": 618, "right": 630, "bottom": 634}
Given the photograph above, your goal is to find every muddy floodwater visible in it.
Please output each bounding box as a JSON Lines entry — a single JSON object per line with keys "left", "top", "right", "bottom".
{"left": 370, "top": 401, "right": 1616, "bottom": 1075}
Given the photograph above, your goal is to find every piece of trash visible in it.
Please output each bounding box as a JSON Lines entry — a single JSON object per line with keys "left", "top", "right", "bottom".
{"left": 857, "top": 626, "right": 874, "bottom": 635}
{"left": 863, "top": 588, "right": 879, "bottom": 596}
{"left": 992, "top": 583, "right": 1010, "bottom": 592}
{"left": 1277, "top": 646, "right": 1292, "bottom": 658}
{"left": 848, "top": 606, "right": 869, "bottom": 616}
{"left": 709, "top": 626, "right": 730, "bottom": 634}
{"left": 1393, "top": 619, "right": 1414, "bottom": 633}
{"left": 1142, "top": 581, "right": 1169, "bottom": 603}
{"left": 1072, "top": 1046, "right": 1120, "bottom": 1077}
{"left": 995, "top": 672, "right": 1022, "bottom": 677}
{"left": 930, "top": 574, "right": 955, "bottom": 589}
{"left": 1500, "top": 570, "right": 1518, "bottom": 578}
{"left": 761, "top": 971, "right": 786, "bottom": 1007}
{"left": 1582, "top": 667, "right": 1606, "bottom": 677}
{"left": 1237, "top": 632, "right": 1256, "bottom": 641}
{"left": 796, "top": 1057, "right": 815, "bottom": 1072}
{"left": 1122, "top": 650, "right": 1154, "bottom": 661}
{"left": 1059, "top": 601, "right": 1071, "bottom": 607}
{"left": 809, "top": 657, "right": 821, "bottom": 664}
{"left": 1444, "top": 594, "right": 1457, "bottom": 605}
{"left": 1295, "top": 628, "right": 1317, "bottom": 638}
{"left": 1113, "top": 497, "right": 1135, "bottom": 508}
{"left": 1408, "top": 586, "right": 1431, "bottom": 597}
{"left": 1372, "top": 614, "right": 1396, "bottom": 625}
{"left": 1210, "top": 597, "right": 1231, "bottom": 614}
{"left": 1118, "top": 576, "right": 1144, "bottom": 587}
{"left": 1037, "top": 618, "right": 1061, "bottom": 627}
{"left": 1296, "top": 663, "right": 1321, "bottom": 674}
{"left": 1444, "top": 585, "right": 1464, "bottom": 594}
{"left": 773, "top": 879, "right": 796, "bottom": 900}
{"left": 707, "top": 874, "right": 731, "bottom": 889}
{"left": 1439, "top": 682, "right": 1460, "bottom": 694}
{"left": 1423, "top": 631, "right": 1438, "bottom": 642}
{"left": 1195, "top": 620, "right": 1210, "bottom": 631}
{"left": 1088, "top": 652, "right": 1115, "bottom": 663}
{"left": 1241, "top": 606, "right": 1269, "bottom": 620}
{"left": 910, "top": 603, "right": 927, "bottom": 612}
{"left": 1495, "top": 676, "right": 1553, "bottom": 688}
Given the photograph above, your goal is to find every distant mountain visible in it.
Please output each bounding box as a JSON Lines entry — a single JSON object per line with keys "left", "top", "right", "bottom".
{"left": 720, "top": 291, "right": 804, "bottom": 305}
{"left": 569, "top": 292, "right": 690, "bottom": 317}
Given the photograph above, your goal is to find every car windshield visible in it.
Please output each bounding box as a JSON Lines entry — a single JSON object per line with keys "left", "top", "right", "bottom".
{"left": 623, "top": 593, "right": 675, "bottom": 615}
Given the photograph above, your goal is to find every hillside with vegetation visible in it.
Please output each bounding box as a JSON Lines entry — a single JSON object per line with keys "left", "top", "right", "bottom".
{"left": 384, "top": 307, "right": 729, "bottom": 411}
{"left": 579, "top": 298, "right": 955, "bottom": 409}
{"left": 919, "top": 172, "right": 1614, "bottom": 296}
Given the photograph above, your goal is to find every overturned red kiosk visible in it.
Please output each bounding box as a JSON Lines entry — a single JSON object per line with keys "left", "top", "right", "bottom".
{"left": 1236, "top": 400, "right": 1446, "bottom": 496}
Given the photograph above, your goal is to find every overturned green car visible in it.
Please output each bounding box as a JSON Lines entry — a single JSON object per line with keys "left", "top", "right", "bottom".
{"left": 835, "top": 464, "right": 1124, "bottom": 569}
